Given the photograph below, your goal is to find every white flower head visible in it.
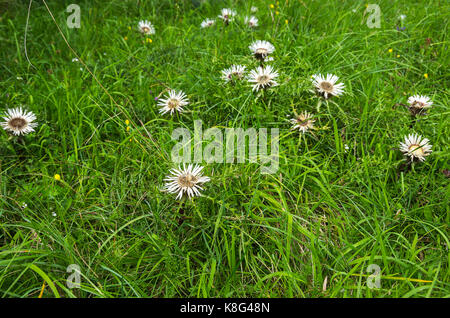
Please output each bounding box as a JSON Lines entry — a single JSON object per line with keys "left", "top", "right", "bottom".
{"left": 251, "top": 6, "right": 258, "bottom": 13}
{"left": 1, "top": 107, "right": 37, "bottom": 136}
{"left": 311, "top": 73, "right": 345, "bottom": 99}
{"left": 157, "top": 90, "right": 189, "bottom": 115}
{"left": 248, "top": 65, "right": 279, "bottom": 91}
{"left": 249, "top": 40, "right": 275, "bottom": 61}
{"left": 399, "top": 133, "right": 432, "bottom": 162}
{"left": 201, "top": 18, "right": 215, "bottom": 28}
{"left": 221, "top": 64, "right": 246, "bottom": 83}
{"left": 290, "top": 111, "right": 315, "bottom": 133}
{"left": 244, "top": 16, "right": 258, "bottom": 28}
{"left": 408, "top": 95, "right": 433, "bottom": 112}
{"left": 399, "top": 14, "right": 406, "bottom": 20}
{"left": 218, "top": 8, "right": 236, "bottom": 23}
{"left": 164, "top": 164, "right": 210, "bottom": 200}
{"left": 138, "top": 20, "right": 155, "bottom": 35}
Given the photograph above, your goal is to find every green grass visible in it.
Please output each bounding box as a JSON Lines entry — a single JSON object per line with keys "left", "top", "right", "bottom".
{"left": 0, "top": 0, "right": 448, "bottom": 298}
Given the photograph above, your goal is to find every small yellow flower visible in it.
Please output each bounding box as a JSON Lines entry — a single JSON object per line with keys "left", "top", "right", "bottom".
{"left": 396, "top": 54, "right": 400, "bottom": 58}
{"left": 125, "top": 119, "right": 130, "bottom": 125}
{"left": 124, "top": 36, "right": 128, "bottom": 41}
{"left": 285, "top": 19, "right": 289, "bottom": 24}
{"left": 146, "top": 38, "right": 152, "bottom": 43}
{"left": 54, "top": 174, "right": 61, "bottom": 181}
{"left": 126, "top": 126, "right": 130, "bottom": 132}
{"left": 275, "top": 11, "right": 279, "bottom": 15}
{"left": 388, "top": 48, "right": 393, "bottom": 53}
{"left": 424, "top": 73, "right": 428, "bottom": 79}
{"left": 270, "top": 4, "right": 274, "bottom": 9}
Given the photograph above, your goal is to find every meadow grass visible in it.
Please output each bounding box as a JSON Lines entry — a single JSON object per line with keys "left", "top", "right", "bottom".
{"left": 0, "top": 0, "right": 448, "bottom": 298}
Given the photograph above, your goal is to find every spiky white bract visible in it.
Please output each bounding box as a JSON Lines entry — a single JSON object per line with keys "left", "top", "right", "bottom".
{"left": 311, "top": 73, "right": 345, "bottom": 99}
{"left": 408, "top": 95, "right": 433, "bottom": 110}
{"left": 221, "top": 65, "right": 246, "bottom": 83}
{"left": 244, "top": 16, "right": 258, "bottom": 27}
{"left": 201, "top": 18, "right": 215, "bottom": 28}
{"left": 157, "top": 90, "right": 189, "bottom": 115}
{"left": 290, "top": 111, "right": 315, "bottom": 133}
{"left": 1, "top": 107, "right": 37, "bottom": 136}
{"left": 399, "top": 133, "right": 432, "bottom": 162}
{"left": 218, "top": 8, "right": 236, "bottom": 23}
{"left": 249, "top": 40, "right": 275, "bottom": 60}
{"left": 248, "top": 65, "right": 279, "bottom": 91}
{"left": 138, "top": 20, "right": 155, "bottom": 35}
{"left": 164, "top": 164, "right": 210, "bottom": 200}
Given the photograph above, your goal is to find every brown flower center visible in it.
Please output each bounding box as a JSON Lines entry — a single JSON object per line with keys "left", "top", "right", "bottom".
{"left": 258, "top": 75, "right": 270, "bottom": 85}
{"left": 297, "top": 119, "right": 309, "bottom": 126}
{"left": 408, "top": 144, "right": 425, "bottom": 156}
{"left": 255, "top": 48, "right": 268, "bottom": 55}
{"left": 178, "top": 174, "right": 198, "bottom": 188}
{"left": 168, "top": 98, "right": 180, "bottom": 109}
{"left": 231, "top": 71, "right": 243, "bottom": 79}
{"left": 142, "top": 26, "right": 150, "bottom": 33}
{"left": 9, "top": 117, "right": 27, "bottom": 129}
{"left": 412, "top": 101, "right": 425, "bottom": 108}
{"left": 320, "top": 81, "right": 333, "bottom": 92}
